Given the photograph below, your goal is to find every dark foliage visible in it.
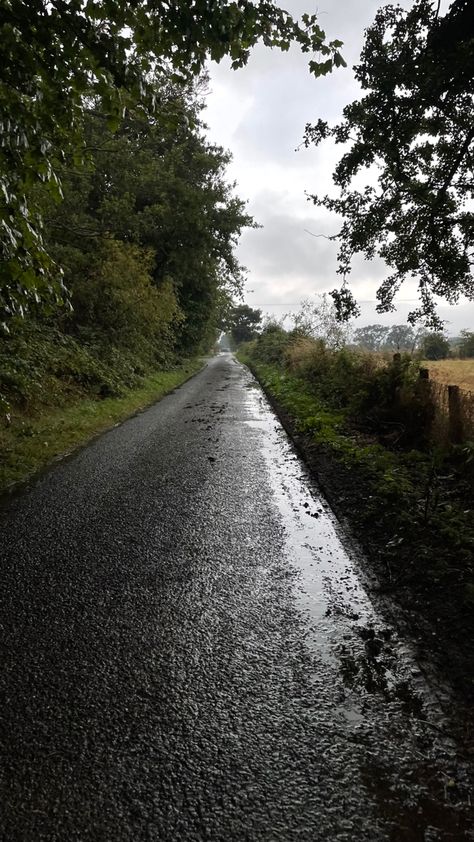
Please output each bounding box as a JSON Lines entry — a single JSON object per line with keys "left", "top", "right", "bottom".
{"left": 304, "top": 0, "right": 474, "bottom": 326}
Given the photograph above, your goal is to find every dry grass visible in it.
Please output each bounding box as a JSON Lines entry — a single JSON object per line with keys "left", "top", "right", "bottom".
{"left": 284, "top": 336, "right": 323, "bottom": 368}
{"left": 421, "top": 360, "right": 474, "bottom": 444}
{"left": 422, "top": 359, "right": 474, "bottom": 391}
{"left": 285, "top": 336, "right": 381, "bottom": 378}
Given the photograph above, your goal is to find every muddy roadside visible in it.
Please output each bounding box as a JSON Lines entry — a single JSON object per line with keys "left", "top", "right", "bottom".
{"left": 242, "top": 360, "right": 474, "bottom": 752}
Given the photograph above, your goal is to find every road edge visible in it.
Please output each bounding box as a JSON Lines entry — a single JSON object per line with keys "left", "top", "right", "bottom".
{"left": 0, "top": 358, "right": 208, "bottom": 505}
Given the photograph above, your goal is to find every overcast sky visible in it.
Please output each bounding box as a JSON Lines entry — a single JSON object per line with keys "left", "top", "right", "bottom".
{"left": 204, "top": 0, "right": 473, "bottom": 335}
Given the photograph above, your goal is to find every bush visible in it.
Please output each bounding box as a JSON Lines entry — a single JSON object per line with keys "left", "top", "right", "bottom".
{"left": 68, "top": 240, "right": 183, "bottom": 362}
{"left": 0, "top": 321, "right": 132, "bottom": 410}
{"left": 251, "top": 323, "right": 291, "bottom": 365}
{"left": 246, "top": 329, "right": 435, "bottom": 449}
{"left": 357, "top": 354, "right": 434, "bottom": 446}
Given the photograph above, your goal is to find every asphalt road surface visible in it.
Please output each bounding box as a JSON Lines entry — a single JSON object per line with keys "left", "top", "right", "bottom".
{"left": 0, "top": 354, "right": 472, "bottom": 841}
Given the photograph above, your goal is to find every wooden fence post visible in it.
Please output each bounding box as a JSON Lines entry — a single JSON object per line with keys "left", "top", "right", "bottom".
{"left": 416, "top": 366, "right": 435, "bottom": 442}
{"left": 448, "top": 384, "right": 463, "bottom": 444}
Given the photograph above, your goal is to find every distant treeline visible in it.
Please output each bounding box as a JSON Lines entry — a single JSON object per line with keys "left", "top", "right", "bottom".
{"left": 352, "top": 324, "right": 474, "bottom": 359}
{"left": 227, "top": 299, "right": 474, "bottom": 361}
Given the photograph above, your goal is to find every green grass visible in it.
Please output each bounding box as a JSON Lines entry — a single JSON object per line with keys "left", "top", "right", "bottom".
{"left": 0, "top": 359, "right": 204, "bottom": 494}
{"left": 241, "top": 356, "right": 473, "bottom": 549}
{"left": 240, "top": 351, "right": 474, "bottom": 697}
{"left": 240, "top": 356, "right": 407, "bottom": 480}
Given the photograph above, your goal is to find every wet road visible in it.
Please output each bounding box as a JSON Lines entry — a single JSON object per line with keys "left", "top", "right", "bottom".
{"left": 0, "top": 353, "right": 472, "bottom": 841}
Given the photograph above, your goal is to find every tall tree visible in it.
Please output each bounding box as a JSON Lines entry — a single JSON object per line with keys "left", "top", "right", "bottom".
{"left": 304, "top": 0, "right": 474, "bottom": 327}
{"left": 0, "top": 1, "right": 345, "bottom": 323}
{"left": 43, "top": 81, "right": 253, "bottom": 354}
{"left": 458, "top": 330, "right": 474, "bottom": 358}
{"left": 228, "top": 304, "right": 262, "bottom": 345}
{"left": 422, "top": 332, "right": 450, "bottom": 360}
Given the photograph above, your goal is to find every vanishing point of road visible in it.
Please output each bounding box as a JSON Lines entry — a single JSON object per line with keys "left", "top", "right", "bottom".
{"left": 0, "top": 354, "right": 472, "bottom": 840}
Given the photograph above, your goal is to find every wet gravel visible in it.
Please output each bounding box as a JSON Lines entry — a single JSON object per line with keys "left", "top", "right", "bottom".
{"left": 0, "top": 353, "right": 472, "bottom": 841}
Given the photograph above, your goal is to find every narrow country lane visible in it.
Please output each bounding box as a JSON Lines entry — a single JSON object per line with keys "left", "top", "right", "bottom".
{"left": 0, "top": 354, "right": 472, "bottom": 841}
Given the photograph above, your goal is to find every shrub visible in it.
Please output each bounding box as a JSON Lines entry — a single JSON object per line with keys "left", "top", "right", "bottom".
{"left": 358, "top": 354, "right": 434, "bottom": 446}
{"left": 68, "top": 240, "right": 183, "bottom": 361}
{"left": 246, "top": 330, "right": 436, "bottom": 449}
{"left": 284, "top": 336, "right": 381, "bottom": 413}
{"left": 251, "top": 323, "right": 291, "bottom": 365}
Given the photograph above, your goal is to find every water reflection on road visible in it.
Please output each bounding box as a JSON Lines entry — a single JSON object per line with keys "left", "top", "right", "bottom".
{"left": 0, "top": 352, "right": 472, "bottom": 841}
{"left": 241, "top": 366, "right": 472, "bottom": 839}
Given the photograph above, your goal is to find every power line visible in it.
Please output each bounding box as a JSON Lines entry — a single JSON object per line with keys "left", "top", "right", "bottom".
{"left": 250, "top": 299, "right": 422, "bottom": 305}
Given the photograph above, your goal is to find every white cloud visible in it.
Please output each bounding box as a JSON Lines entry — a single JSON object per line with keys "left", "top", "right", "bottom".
{"left": 204, "top": 0, "right": 474, "bottom": 334}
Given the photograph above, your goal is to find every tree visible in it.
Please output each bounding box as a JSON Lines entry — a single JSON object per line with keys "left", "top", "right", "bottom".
{"left": 290, "top": 294, "right": 351, "bottom": 348}
{"left": 228, "top": 304, "right": 262, "bottom": 345}
{"left": 66, "top": 240, "right": 183, "bottom": 357}
{"left": 421, "top": 332, "right": 450, "bottom": 360}
{"left": 304, "top": 0, "right": 474, "bottom": 327}
{"left": 385, "top": 325, "right": 418, "bottom": 353}
{"left": 0, "top": 1, "right": 345, "bottom": 324}
{"left": 42, "top": 82, "right": 255, "bottom": 354}
{"left": 458, "top": 330, "right": 474, "bottom": 358}
{"left": 353, "top": 324, "right": 390, "bottom": 352}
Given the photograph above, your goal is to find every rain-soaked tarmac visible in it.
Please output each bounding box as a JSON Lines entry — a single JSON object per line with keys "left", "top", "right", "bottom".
{"left": 0, "top": 353, "right": 472, "bottom": 840}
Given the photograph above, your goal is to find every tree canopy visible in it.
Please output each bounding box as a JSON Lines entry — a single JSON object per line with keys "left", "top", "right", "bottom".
{"left": 40, "top": 80, "right": 252, "bottom": 355}
{"left": 0, "top": 0, "right": 345, "bottom": 324}
{"left": 290, "top": 294, "right": 352, "bottom": 349}
{"left": 458, "top": 330, "right": 474, "bottom": 358}
{"left": 304, "top": 0, "right": 474, "bottom": 327}
{"left": 0, "top": 78, "right": 259, "bottom": 419}
{"left": 421, "top": 332, "right": 450, "bottom": 360}
{"left": 226, "top": 304, "right": 263, "bottom": 345}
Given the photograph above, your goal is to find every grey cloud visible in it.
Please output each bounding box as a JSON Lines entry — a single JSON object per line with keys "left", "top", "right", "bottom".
{"left": 239, "top": 207, "right": 336, "bottom": 284}
{"left": 237, "top": 197, "right": 390, "bottom": 302}
{"left": 205, "top": 0, "right": 473, "bottom": 332}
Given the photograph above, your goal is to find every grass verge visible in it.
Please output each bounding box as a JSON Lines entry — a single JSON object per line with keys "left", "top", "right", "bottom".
{"left": 0, "top": 358, "right": 204, "bottom": 495}
{"left": 240, "top": 353, "right": 474, "bottom": 702}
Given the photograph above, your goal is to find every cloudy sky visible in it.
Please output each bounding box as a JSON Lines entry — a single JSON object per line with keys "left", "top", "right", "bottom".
{"left": 204, "top": 0, "right": 474, "bottom": 335}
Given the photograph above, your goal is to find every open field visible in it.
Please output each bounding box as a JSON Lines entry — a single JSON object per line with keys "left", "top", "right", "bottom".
{"left": 423, "top": 359, "right": 474, "bottom": 391}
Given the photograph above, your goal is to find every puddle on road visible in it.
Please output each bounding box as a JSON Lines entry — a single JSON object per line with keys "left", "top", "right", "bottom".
{"left": 243, "top": 386, "right": 397, "bottom": 667}
{"left": 240, "top": 371, "right": 474, "bottom": 838}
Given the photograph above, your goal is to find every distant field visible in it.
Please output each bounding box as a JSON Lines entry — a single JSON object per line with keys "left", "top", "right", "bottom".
{"left": 423, "top": 359, "right": 474, "bottom": 391}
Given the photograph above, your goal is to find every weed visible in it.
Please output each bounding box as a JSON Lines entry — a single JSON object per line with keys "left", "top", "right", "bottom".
{"left": 239, "top": 343, "right": 474, "bottom": 697}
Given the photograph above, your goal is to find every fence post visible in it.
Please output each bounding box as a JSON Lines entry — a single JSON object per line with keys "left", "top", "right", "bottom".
{"left": 448, "top": 384, "right": 463, "bottom": 444}
{"left": 416, "top": 367, "right": 435, "bottom": 442}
